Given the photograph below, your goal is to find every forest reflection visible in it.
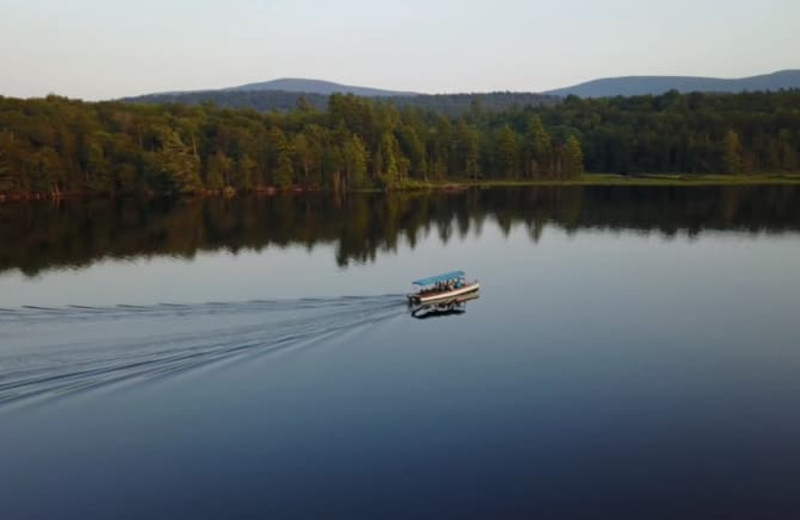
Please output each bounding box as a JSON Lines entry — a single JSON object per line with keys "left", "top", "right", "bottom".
{"left": 2, "top": 185, "right": 799, "bottom": 278}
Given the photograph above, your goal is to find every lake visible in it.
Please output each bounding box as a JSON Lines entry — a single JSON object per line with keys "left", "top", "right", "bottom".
{"left": 2, "top": 186, "right": 800, "bottom": 519}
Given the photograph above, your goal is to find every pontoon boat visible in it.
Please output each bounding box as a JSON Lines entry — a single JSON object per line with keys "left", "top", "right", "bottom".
{"left": 407, "top": 270, "right": 480, "bottom": 305}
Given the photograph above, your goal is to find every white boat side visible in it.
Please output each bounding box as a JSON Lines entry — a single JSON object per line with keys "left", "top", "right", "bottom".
{"left": 408, "top": 282, "right": 480, "bottom": 304}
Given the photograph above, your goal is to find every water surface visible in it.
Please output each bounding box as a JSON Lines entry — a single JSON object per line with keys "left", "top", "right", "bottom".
{"left": 1, "top": 186, "right": 800, "bottom": 519}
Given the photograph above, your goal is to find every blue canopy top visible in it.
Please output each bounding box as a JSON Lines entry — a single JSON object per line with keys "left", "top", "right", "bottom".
{"left": 412, "top": 270, "right": 465, "bottom": 286}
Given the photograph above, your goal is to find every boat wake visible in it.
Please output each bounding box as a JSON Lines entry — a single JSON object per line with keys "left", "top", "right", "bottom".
{"left": 0, "top": 295, "right": 405, "bottom": 412}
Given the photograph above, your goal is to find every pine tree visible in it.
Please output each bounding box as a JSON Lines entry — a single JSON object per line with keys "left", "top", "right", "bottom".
{"left": 778, "top": 129, "right": 798, "bottom": 171}
{"left": 274, "top": 154, "right": 294, "bottom": 189}
{"left": 343, "top": 134, "right": 368, "bottom": 189}
{"left": 156, "top": 126, "right": 202, "bottom": 193}
{"left": 86, "top": 134, "right": 113, "bottom": 192}
{"left": 207, "top": 151, "right": 232, "bottom": 191}
{"left": 321, "top": 147, "right": 343, "bottom": 191}
{"left": 234, "top": 154, "right": 256, "bottom": 190}
{"left": 722, "top": 129, "right": 743, "bottom": 174}
{"left": 0, "top": 131, "right": 16, "bottom": 193}
{"left": 563, "top": 135, "right": 584, "bottom": 178}
{"left": 292, "top": 133, "right": 315, "bottom": 185}
{"left": 456, "top": 121, "right": 480, "bottom": 181}
{"left": 397, "top": 124, "right": 426, "bottom": 179}
{"left": 295, "top": 95, "right": 314, "bottom": 113}
{"left": 377, "top": 132, "right": 399, "bottom": 188}
{"left": 268, "top": 127, "right": 294, "bottom": 189}
{"left": 494, "top": 125, "right": 518, "bottom": 178}
{"left": 527, "top": 116, "right": 552, "bottom": 178}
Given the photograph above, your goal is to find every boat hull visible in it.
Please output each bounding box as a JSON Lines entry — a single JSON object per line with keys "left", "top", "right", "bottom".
{"left": 408, "top": 282, "right": 480, "bottom": 304}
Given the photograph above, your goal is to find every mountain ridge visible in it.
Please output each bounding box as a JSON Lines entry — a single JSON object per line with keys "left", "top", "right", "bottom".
{"left": 224, "top": 78, "right": 418, "bottom": 97}
{"left": 543, "top": 69, "right": 800, "bottom": 97}
{"left": 119, "top": 70, "right": 800, "bottom": 113}
{"left": 124, "top": 70, "right": 800, "bottom": 102}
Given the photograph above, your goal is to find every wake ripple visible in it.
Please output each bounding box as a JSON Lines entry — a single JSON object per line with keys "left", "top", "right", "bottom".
{"left": 0, "top": 295, "right": 405, "bottom": 411}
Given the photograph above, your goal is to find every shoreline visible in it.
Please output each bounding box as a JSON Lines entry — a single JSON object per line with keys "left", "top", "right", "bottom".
{"left": 417, "top": 173, "right": 800, "bottom": 189}
{"left": 2, "top": 174, "right": 800, "bottom": 204}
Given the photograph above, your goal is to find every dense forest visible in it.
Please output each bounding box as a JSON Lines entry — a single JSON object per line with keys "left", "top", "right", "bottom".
{"left": 122, "top": 89, "right": 559, "bottom": 116}
{"left": 1, "top": 90, "right": 799, "bottom": 199}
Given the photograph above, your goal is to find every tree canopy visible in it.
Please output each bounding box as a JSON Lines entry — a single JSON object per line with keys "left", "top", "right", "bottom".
{"left": 1, "top": 89, "right": 799, "bottom": 198}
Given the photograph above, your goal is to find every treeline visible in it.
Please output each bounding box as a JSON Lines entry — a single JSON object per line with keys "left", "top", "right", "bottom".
{"left": 122, "top": 90, "right": 558, "bottom": 117}
{"left": 1, "top": 89, "right": 799, "bottom": 198}
{"left": 123, "top": 90, "right": 332, "bottom": 113}
{"left": 0, "top": 93, "right": 583, "bottom": 197}
{"left": 533, "top": 90, "right": 800, "bottom": 174}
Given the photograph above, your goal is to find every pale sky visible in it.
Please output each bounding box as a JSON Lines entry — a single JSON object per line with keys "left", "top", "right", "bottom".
{"left": 1, "top": 0, "right": 798, "bottom": 100}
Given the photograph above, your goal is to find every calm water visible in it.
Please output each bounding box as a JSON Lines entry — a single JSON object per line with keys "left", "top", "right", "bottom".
{"left": 2, "top": 186, "right": 800, "bottom": 519}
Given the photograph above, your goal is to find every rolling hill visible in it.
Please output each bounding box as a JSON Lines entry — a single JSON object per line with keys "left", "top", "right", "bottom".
{"left": 543, "top": 70, "right": 800, "bottom": 98}
{"left": 224, "top": 78, "right": 418, "bottom": 97}
{"left": 120, "top": 70, "right": 800, "bottom": 113}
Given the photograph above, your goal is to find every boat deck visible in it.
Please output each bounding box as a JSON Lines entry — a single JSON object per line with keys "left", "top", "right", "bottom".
{"left": 408, "top": 282, "right": 480, "bottom": 304}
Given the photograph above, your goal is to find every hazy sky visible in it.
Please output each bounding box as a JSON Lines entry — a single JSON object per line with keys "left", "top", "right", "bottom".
{"left": 1, "top": 0, "right": 798, "bottom": 100}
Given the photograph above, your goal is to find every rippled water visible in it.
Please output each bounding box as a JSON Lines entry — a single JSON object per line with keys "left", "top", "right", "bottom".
{"left": 2, "top": 187, "right": 800, "bottom": 519}
{"left": 0, "top": 296, "right": 403, "bottom": 411}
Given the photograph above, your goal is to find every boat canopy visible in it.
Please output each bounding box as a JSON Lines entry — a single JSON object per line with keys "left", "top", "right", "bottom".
{"left": 412, "top": 270, "right": 465, "bottom": 286}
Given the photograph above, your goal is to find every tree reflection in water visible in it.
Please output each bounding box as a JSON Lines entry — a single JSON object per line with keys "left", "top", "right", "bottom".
{"left": 1, "top": 185, "right": 799, "bottom": 278}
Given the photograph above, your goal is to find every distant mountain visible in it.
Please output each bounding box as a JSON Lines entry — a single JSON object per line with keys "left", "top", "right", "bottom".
{"left": 121, "top": 69, "right": 800, "bottom": 113}
{"left": 544, "top": 70, "right": 800, "bottom": 98}
{"left": 225, "top": 78, "right": 418, "bottom": 97}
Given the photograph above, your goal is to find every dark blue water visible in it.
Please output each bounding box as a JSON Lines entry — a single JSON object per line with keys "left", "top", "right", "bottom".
{"left": 2, "top": 187, "right": 800, "bottom": 519}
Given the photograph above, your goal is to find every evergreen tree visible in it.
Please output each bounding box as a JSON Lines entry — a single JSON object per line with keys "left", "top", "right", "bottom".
{"left": 397, "top": 124, "right": 426, "bottom": 178}
{"left": 296, "top": 95, "right": 314, "bottom": 113}
{"left": 321, "top": 146, "right": 343, "bottom": 190}
{"left": 778, "top": 129, "right": 798, "bottom": 171}
{"left": 274, "top": 154, "right": 294, "bottom": 189}
{"left": 722, "top": 129, "right": 744, "bottom": 174}
{"left": 292, "top": 133, "right": 315, "bottom": 185}
{"left": 377, "top": 132, "right": 399, "bottom": 188}
{"left": 527, "top": 116, "right": 552, "bottom": 178}
{"left": 267, "top": 127, "right": 294, "bottom": 188}
{"left": 234, "top": 154, "right": 256, "bottom": 190}
{"left": 563, "top": 135, "right": 584, "bottom": 178}
{"left": 342, "top": 134, "right": 368, "bottom": 189}
{"left": 456, "top": 121, "right": 480, "bottom": 181}
{"left": 155, "top": 126, "right": 202, "bottom": 193}
{"left": 0, "top": 131, "right": 17, "bottom": 193}
{"left": 207, "top": 151, "right": 232, "bottom": 190}
{"left": 494, "top": 125, "right": 518, "bottom": 178}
